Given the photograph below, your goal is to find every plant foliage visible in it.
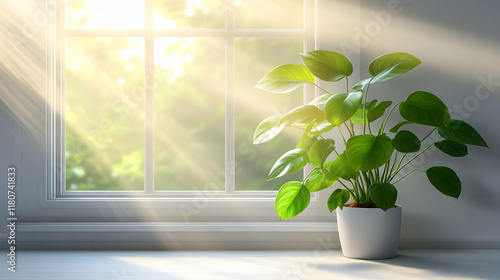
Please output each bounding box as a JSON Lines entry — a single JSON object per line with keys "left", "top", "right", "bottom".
{"left": 253, "top": 51, "right": 488, "bottom": 219}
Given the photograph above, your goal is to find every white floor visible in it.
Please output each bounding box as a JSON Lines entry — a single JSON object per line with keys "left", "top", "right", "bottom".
{"left": 1, "top": 250, "right": 499, "bottom": 280}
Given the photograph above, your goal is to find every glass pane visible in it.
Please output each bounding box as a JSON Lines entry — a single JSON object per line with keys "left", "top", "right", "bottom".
{"left": 154, "top": 0, "right": 225, "bottom": 29}
{"left": 65, "top": 0, "right": 145, "bottom": 29}
{"left": 235, "top": 0, "right": 303, "bottom": 29}
{"left": 235, "top": 38, "right": 304, "bottom": 191}
{"left": 154, "top": 38, "right": 225, "bottom": 190}
{"left": 65, "top": 38, "right": 145, "bottom": 191}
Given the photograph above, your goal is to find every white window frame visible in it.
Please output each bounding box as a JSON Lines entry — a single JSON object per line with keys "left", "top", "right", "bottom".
{"left": 21, "top": 0, "right": 343, "bottom": 229}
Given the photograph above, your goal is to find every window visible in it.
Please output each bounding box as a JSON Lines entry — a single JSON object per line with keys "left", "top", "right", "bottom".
{"left": 37, "top": 0, "right": 332, "bottom": 224}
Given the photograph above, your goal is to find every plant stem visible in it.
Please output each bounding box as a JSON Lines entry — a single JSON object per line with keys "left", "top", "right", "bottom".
{"left": 388, "top": 151, "right": 399, "bottom": 181}
{"left": 313, "top": 83, "right": 330, "bottom": 94}
{"left": 381, "top": 158, "right": 391, "bottom": 182}
{"left": 378, "top": 102, "right": 402, "bottom": 135}
{"left": 393, "top": 169, "right": 426, "bottom": 184}
{"left": 362, "top": 77, "right": 373, "bottom": 134}
{"left": 391, "top": 153, "right": 407, "bottom": 178}
{"left": 349, "top": 120, "right": 355, "bottom": 136}
{"left": 338, "top": 126, "right": 346, "bottom": 145}
{"left": 338, "top": 180, "right": 358, "bottom": 201}
{"left": 390, "top": 144, "right": 433, "bottom": 181}
{"left": 421, "top": 127, "right": 437, "bottom": 142}
{"left": 343, "top": 123, "right": 353, "bottom": 137}
{"left": 313, "top": 126, "right": 325, "bottom": 140}
{"left": 302, "top": 168, "right": 315, "bottom": 184}
{"left": 345, "top": 77, "right": 349, "bottom": 92}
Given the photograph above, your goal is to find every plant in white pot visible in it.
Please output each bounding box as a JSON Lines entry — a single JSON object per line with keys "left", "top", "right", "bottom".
{"left": 253, "top": 51, "right": 488, "bottom": 259}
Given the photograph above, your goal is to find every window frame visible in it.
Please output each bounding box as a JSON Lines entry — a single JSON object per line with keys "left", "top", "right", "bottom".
{"left": 37, "top": 0, "right": 336, "bottom": 223}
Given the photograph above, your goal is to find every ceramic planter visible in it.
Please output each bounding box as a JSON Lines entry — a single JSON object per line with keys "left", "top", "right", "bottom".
{"left": 336, "top": 205, "right": 402, "bottom": 259}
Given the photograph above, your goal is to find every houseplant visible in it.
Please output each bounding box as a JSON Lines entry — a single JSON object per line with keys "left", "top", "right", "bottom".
{"left": 253, "top": 51, "right": 488, "bottom": 259}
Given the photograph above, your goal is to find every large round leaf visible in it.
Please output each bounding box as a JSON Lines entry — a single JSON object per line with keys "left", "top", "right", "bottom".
{"left": 346, "top": 134, "right": 394, "bottom": 171}
{"left": 392, "top": 130, "right": 421, "bottom": 153}
{"left": 426, "top": 166, "right": 461, "bottom": 199}
{"left": 255, "top": 64, "right": 315, "bottom": 93}
{"left": 304, "top": 168, "right": 337, "bottom": 192}
{"left": 327, "top": 189, "right": 350, "bottom": 212}
{"left": 328, "top": 152, "right": 358, "bottom": 180}
{"left": 301, "top": 50, "right": 353, "bottom": 82}
{"left": 279, "top": 105, "right": 321, "bottom": 127}
{"left": 434, "top": 140, "right": 468, "bottom": 157}
{"left": 370, "top": 183, "right": 397, "bottom": 211}
{"left": 368, "top": 52, "right": 421, "bottom": 83}
{"left": 399, "top": 91, "right": 451, "bottom": 127}
{"left": 309, "top": 139, "right": 336, "bottom": 168}
{"left": 438, "top": 120, "right": 488, "bottom": 147}
{"left": 324, "top": 91, "right": 362, "bottom": 126}
{"left": 253, "top": 115, "right": 284, "bottom": 144}
{"left": 275, "top": 182, "right": 311, "bottom": 220}
{"left": 268, "top": 149, "right": 309, "bottom": 180}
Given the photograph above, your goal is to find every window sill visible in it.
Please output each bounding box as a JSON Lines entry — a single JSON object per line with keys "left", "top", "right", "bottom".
{"left": 14, "top": 222, "right": 339, "bottom": 250}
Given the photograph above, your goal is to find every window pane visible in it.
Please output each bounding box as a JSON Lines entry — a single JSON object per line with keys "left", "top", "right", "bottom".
{"left": 154, "top": 38, "right": 225, "bottom": 191}
{"left": 65, "top": 38, "right": 145, "bottom": 191}
{"left": 235, "top": 38, "right": 304, "bottom": 191}
{"left": 235, "top": 0, "right": 303, "bottom": 29}
{"left": 65, "top": 0, "right": 145, "bottom": 29}
{"left": 154, "top": 0, "right": 225, "bottom": 29}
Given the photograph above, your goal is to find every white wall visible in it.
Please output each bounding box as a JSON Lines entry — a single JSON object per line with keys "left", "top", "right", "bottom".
{"left": 353, "top": 0, "right": 500, "bottom": 248}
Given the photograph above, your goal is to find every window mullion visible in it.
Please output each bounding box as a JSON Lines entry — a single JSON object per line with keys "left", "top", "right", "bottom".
{"left": 226, "top": 0, "right": 236, "bottom": 193}
{"left": 145, "top": 0, "right": 155, "bottom": 193}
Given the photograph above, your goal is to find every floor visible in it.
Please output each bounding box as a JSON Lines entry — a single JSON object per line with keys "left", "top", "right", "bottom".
{"left": 1, "top": 250, "right": 499, "bottom": 280}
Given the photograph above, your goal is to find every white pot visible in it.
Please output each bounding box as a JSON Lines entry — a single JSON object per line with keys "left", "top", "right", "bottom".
{"left": 336, "top": 205, "right": 402, "bottom": 259}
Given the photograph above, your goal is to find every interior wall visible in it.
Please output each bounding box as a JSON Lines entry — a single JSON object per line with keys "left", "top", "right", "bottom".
{"left": 352, "top": 0, "right": 500, "bottom": 248}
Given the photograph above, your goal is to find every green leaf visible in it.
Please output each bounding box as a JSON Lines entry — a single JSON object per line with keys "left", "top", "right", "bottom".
{"left": 279, "top": 105, "right": 322, "bottom": 126}
{"left": 438, "top": 120, "right": 488, "bottom": 147}
{"left": 309, "top": 122, "right": 335, "bottom": 137}
{"left": 351, "top": 100, "right": 377, "bottom": 124}
{"left": 351, "top": 100, "right": 392, "bottom": 124}
{"left": 426, "top": 166, "right": 461, "bottom": 199}
{"left": 370, "top": 183, "right": 397, "bottom": 211}
{"left": 434, "top": 140, "right": 468, "bottom": 157}
{"left": 275, "top": 182, "right": 311, "bottom": 220}
{"left": 361, "top": 100, "right": 379, "bottom": 110}
{"left": 308, "top": 93, "right": 335, "bottom": 106}
{"left": 329, "top": 152, "right": 358, "bottom": 180}
{"left": 253, "top": 115, "right": 284, "bottom": 144}
{"left": 399, "top": 91, "right": 451, "bottom": 127}
{"left": 352, "top": 78, "right": 371, "bottom": 90}
{"left": 268, "top": 149, "right": 309, "bottom": 180}
{"left": 255, "top": 64, "right": 315, "bottom": 93}
{"left": 309, "top": 139, "right": 336, "bottom": 168}
{"left": 324, "top": 91, "right": 363, "bottom": 126}
{"left": 301, "top": 50, "right": 353, "bottom": 82}
{"left": 390, "top": 121, "right": 413, "bottom": 133}
{"left": 327, "top": 189, "right": 350, "bottom": 212}
{"left": 368, "top": 101, "right": 393, "bottom": 122}
{"left": 346, "top": 134, "right": 394, "bottom": 171}
{"left": 392, "top": 130, "right": 421, "bottom": 153}
{"left": 368, "top": 52, "right": 421, "bottom": 83}
{"left": 304, "top": 168, "right": 337, "bottom": 192}
{"left": 267, "top": 149, "right": 309, "bottom": 180}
